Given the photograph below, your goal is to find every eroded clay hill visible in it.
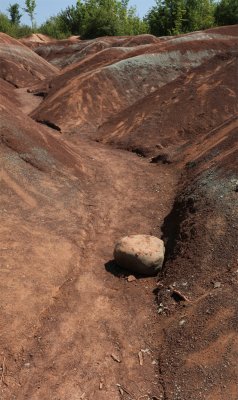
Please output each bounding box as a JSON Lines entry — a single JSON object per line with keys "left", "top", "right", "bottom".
{"left": 0, "top": 26, "right": 237, "bottom": 400}
{"left": 0, "top": 33, "right": 58, "bottom": 87}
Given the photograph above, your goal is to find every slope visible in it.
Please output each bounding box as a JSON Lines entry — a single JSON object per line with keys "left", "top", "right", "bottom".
{"left": 0, "top": 33, "right": 58, "bottom": 87}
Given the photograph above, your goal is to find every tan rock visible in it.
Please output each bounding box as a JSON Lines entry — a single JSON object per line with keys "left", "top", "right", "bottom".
{"left": 114, "top": 235, "right": 165, "bottom": 276}
{"left": 127, "top": 275, "right": 137, "bottom": 282}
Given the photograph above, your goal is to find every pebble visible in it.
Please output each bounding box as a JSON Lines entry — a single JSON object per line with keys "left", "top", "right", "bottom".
{"left": 179, "top": 319, "right": 186, "bottom": 326}
{"left": 127, "top": 275, "right": 136, "bottom": 282}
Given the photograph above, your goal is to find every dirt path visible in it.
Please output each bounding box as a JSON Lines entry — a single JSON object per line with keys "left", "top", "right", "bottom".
{"left": 1, "top": 92, "right": 177, "bottom": 400}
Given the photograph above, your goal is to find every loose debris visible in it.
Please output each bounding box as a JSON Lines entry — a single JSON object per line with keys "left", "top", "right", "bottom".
{"left": 117, "top": 384, "right": 124, "bottom": 396}
{"left": 179, "top": 319, "right": 186, "bottom": 326}
{"left": 169, "top": 285, "right": 190, "bottom": 302}
{"left": 111, "top": 353, "right": 121, "bottom": 363}
{"left": 116, "top": 383, "right": 135, "bottom": 399}
{"left": 127, "top": 275, "right": 137, "bottom": 282}
{"left": 213, "top": 281, "right": 222, "bottom": 289}
{"left": 138, "top": 351, "right": 144, "bottom": 366}
{"left": 0, "top": 357, "right": 7, "bottom": 387}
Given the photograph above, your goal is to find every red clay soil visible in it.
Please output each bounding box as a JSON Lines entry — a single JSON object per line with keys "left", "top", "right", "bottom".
{"left": 0, "top": 26, "right": 238, "bottom": 400}
{"left": 31, "top": 28, "right": 238, "bottom": 135}
{"left": 34, "top": 39, "right": 112, "bottom": 68}
{"left": 97, "top": 51, "right": 238, "bottom": 157}
{"left": 0, "top": 83, "right": 177, "bottom": 400}
{"left": 206, "top": 24, "right": 238, "bottom": 36}
{"left": 32, "top": 34, "right": 159, "bottom": 68}
{"left": 0, "top": 32, "right": 58, "bottom": 87}
{"left": 158, "top": 116, "right": 238, "bottom": 399}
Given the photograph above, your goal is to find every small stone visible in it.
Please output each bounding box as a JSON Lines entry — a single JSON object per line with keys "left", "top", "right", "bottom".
{"left": 141, "top": 348, "right": 150, "bottom": 354}
{"left": 138, "top": 351, "right": 143, "bottom": 366}
{"left": 111, "top": 354, "right": 121, "bottom": 363}
{"left": 127, "top": 275, "right": 136, "bottom": 282}
{"left": 213, "top": 282, "right": 221, "bottom": 289}
{"left": 179, "top": 319, "right": 186, "bottom": 326}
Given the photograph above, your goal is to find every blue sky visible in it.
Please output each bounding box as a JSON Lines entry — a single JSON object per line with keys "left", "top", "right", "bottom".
{"left": 0, "top": 0, "right": 155, "bottom": 25}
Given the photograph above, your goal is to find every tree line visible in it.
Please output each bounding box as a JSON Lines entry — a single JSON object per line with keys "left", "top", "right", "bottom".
{"left": 0, "top": 0, "right": 237, "bottom": 39}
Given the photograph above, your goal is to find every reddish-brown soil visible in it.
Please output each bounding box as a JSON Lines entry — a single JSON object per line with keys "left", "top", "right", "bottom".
{"left": 0, "top": 26, "right": 237, "bottom": 400}
{"left": 0, "top": 33, "right": 58, "bottom": 87}
{"left": 31, "top": 32, "right": 238, "bottom": 136}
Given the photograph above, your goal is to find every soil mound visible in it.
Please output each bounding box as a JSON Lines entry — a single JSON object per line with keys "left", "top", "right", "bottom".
{"left": 206, "top": 24, "right": 238, "bottom": 36}
{"left": 97, "top": 51, "right": 238, "bottom": 157}
{"left": 33, "top": 34, "right": 158, "bottom": 68}
{"left": 21, "top": 33, "right": 52, "bottom": 43}
{"left": 34, "top": 39, "right": 110, "bottom": 68}
{"left": 31, "top": 31, "right": 238, "bottom": 137}
{"left": 19, "top": 34, "right": 54, "bottom": 49}
{"left": 157, "top": 117, "right": 238, "bottom": 399}
{"left": 0, "top": 33, "right": 58, "bottom": 87}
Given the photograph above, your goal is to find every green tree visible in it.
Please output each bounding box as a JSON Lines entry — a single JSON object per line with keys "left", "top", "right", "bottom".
{"left": 215, "top": 0, "right": 238, "bottom": 25}
{"left": 56, "top": 4, "right": 84, "bottom": 35}
{"left": 146, "top": 0, "right": 186, "bottom": 36}
{"left": 184, "top": 0, "right": 215, "bottom": 32}
{"left": 38, "top": 16, "right": 71, "bottom": 39}
{"left": 0, "top": 12, "right": 12, "bottom": 33}
{"left": 45, "top": 0, "right": 148, "bottom": 39}
{"left": 23, "top": 0, "right": 36, "bottom": 28}
{"left": 0, "top": 11, "right": 31, "bottom": 37}
{"left": 7, "top": 3, "right": 22, "bottom": 25}
{"left": 78, "top": 0, "right": 120, "bottom": 38}
{"left": 146, "top": 0, "right": 215, "bottom": 36}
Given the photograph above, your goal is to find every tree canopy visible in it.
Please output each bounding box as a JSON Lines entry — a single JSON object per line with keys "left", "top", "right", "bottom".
{"left": 146, "top": 0, "right": 215, "bottom": 36}
{"left": 46, "top": 0, "right": 148, "bottom": 39}
{"left": 7, "top": 3, "right": 22, "bottom": 25}
{"left": 215, "top": 0, "right": 238, "bottom": 25}
{"left": 23, "top": 0, "right": 36, "bottom": 28}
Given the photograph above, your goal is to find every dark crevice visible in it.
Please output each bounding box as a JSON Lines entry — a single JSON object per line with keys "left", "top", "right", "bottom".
{"left": 33, "top": 91, "right": 48, "bottom": 98}
{"left": 150, "top": 153, "right": 172, "bottom": 164}
{"left": 161, "top": 194, "right": 197, "bottom": 264}
{"left": 19, "top": 154, "right": 45, "bottom": 172}
{"left": 2, "top": 78, "right": 19, "bottom": 88}
{"left": 171, "top": 291, "right": 185, "bottom": 303}
{"left": 130, "top": 147, "right": 147, "bottom": 157}
{"left": 36, "top": 119, "right": 61, "bottom": 132}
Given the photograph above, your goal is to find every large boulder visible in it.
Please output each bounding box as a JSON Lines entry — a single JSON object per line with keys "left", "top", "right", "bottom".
{"left": 114, "top": 235, "right": 165, "bottom": 276}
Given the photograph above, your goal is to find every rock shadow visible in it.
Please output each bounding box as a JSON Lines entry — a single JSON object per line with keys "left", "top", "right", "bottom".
{"left": 105, "top": 259, "right": 145, "bottom": 280}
